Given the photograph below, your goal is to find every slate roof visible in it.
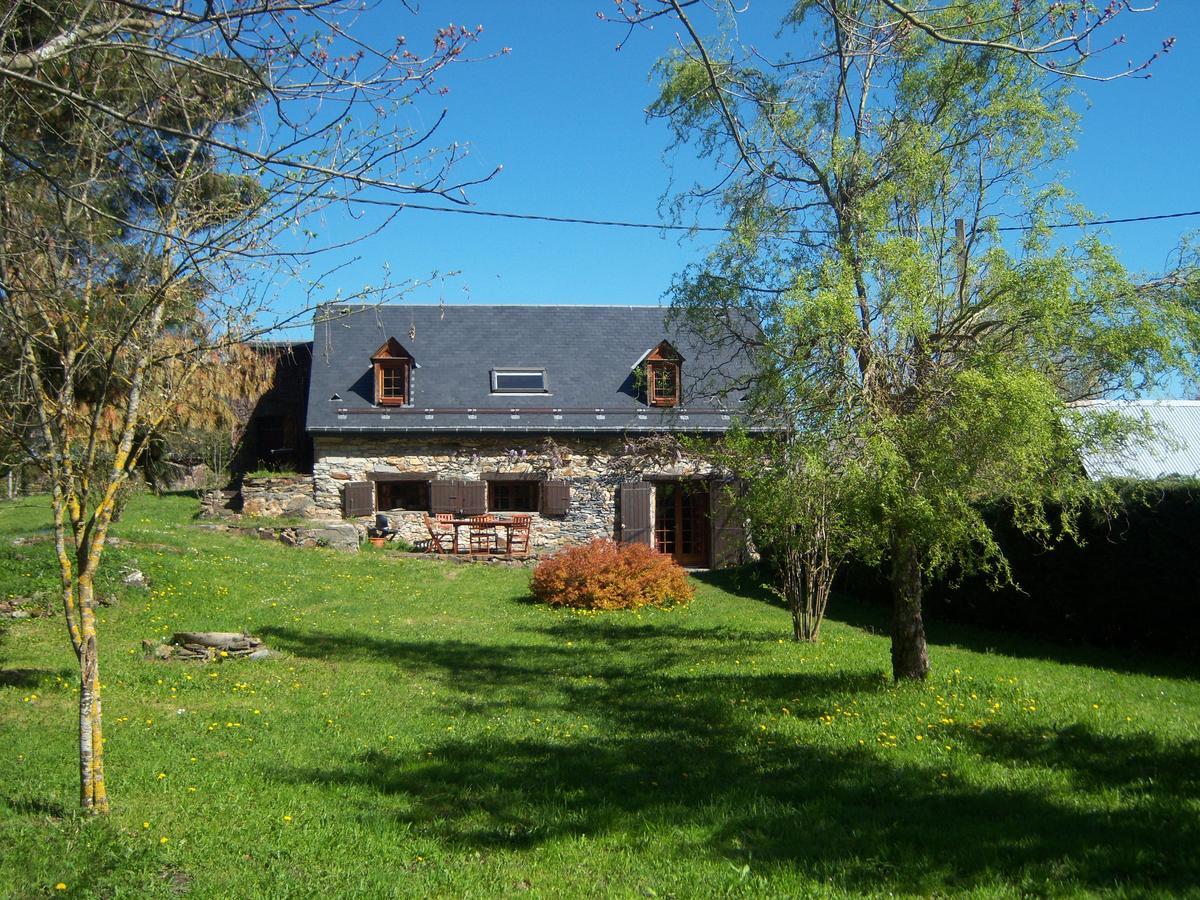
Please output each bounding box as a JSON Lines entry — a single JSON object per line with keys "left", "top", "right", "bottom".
{"left": 1080, "top": 400, "right": 1200, "bottom": 480}
{"left": 306, "top": 304, "right": 756, "bottom": 434}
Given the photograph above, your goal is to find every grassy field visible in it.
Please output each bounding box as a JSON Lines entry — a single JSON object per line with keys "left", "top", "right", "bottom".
{"left": 0, "top": 493, "right": 1197, "bottom": 898}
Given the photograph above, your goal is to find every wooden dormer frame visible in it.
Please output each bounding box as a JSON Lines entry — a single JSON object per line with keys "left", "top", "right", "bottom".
{"left": 644, "top": 340, "right": 683, "bottom": 407}
{"left": 371, "top": 337, "right": 413, "bottom": 406}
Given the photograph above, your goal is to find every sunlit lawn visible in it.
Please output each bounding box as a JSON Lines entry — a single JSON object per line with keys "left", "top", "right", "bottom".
{"left": 1, "top": 493, "right": 1197, "bottom": 898}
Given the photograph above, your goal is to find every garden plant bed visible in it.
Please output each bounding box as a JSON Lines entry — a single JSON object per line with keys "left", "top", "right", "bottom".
{"left": 0, "top": 493, "right": 1197, "bottom": 897}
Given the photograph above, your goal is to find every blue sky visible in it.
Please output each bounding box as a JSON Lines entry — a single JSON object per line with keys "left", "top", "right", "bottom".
{"left": 275, "top": 2, "right": 1199, "bottom": 322}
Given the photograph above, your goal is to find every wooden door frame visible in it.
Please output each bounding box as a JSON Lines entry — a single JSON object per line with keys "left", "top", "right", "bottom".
{"left": 653, "top": 479, "right": 711, "bottom": 568}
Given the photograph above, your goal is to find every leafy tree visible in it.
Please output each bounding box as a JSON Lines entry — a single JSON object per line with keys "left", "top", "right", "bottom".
{"left": 711, "top": 425, "right": 874, "bottom": 642}
{"left": 622, "top": 1, "right": 1199, "bottom": 679}
{"left": 0, "top": 1, "right": 491, "bottom": 811}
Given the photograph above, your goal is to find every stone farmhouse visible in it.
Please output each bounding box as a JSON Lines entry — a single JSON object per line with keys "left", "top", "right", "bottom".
{"left": 298, "top": 303, "right": 756, "bottom": 568}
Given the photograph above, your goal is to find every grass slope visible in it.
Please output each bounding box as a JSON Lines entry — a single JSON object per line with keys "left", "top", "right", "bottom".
{"left": 0, "top": 493, "right": 1197, "bottom": 898}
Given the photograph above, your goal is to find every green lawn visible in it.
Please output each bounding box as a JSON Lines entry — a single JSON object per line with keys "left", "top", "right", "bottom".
{"left": 1, "top": 494, "right": 1197, "bottom": 898}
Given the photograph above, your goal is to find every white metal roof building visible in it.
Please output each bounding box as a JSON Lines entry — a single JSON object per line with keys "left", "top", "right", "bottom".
{"left": 1079, "top": 400, "right": 1200, "bottom": 480}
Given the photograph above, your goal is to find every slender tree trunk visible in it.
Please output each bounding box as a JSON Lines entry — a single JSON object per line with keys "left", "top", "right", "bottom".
{"left": 77, "top": 577, "right": 108, "bottom": 812}
{"left": 780, "top": 545, "right": 814, "bottom": 642}
{"left": 889, "top": 533, "right": 929, "bottom": 680}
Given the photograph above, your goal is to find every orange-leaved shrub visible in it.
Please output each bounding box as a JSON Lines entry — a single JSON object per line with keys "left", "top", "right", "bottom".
{"left": 530, "top": 539, "right": 694, "bottom": 610}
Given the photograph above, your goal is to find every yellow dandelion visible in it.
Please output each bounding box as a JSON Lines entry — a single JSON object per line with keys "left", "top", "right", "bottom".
{"left": 55, "top": 884, "right": 67, "bottom": 891}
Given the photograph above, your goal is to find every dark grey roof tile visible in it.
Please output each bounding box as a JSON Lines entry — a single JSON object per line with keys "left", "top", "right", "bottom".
{"left": 306, "top": 304, "right": 755, "bottom": 433}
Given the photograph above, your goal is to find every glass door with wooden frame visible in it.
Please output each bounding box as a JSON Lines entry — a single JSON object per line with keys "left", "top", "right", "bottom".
{"left": 654, "top": 481, "right": 710, "bottom": 567}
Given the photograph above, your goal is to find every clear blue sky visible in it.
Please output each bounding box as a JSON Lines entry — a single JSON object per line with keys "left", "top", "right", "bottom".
{"left": 275, "top": 2, "right": 1200, "bottom": 323}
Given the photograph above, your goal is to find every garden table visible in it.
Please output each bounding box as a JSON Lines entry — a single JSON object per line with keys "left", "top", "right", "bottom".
{"left": 442, "top": 516, "right": 519, "bottom": 557}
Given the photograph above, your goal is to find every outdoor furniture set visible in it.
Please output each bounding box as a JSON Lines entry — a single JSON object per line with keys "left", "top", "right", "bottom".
{"left": 422, "top": 512, "right": 533, "bottom": 559}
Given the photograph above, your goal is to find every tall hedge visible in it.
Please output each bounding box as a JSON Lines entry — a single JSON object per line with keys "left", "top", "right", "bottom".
{"left": 839, "top": 484, "right": 1200, "bottom": 654}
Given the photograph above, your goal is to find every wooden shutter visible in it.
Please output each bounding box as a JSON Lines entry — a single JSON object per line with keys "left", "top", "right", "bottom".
{"left": 343, "top": 481, "right": 374, "bottom": 517}
{"left": 460, "top": 481, "right": 487, "bottom": 515}
{"left": 618, "top": 482, "right": 651, "bottom": 545}
{"left": 540, "top": 480, "right": 570, "bottom": 516}
{"left": 430, "top": 479, "right": 459, "bottom": 515}
{"left": 710, "top": 480, "right": 746, "bottom": 569}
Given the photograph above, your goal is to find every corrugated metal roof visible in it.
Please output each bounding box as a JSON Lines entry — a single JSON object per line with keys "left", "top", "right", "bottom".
{"left": 1080, "top": 400, "right": 1200, "bottom": 480}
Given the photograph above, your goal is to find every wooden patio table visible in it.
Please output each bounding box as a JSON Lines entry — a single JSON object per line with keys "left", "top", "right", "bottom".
{"left": 442, "top": 516, "right": 520, "bottom": 557}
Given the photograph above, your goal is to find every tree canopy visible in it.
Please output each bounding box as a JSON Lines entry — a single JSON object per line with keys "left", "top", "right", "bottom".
{"left": 633, "top": 0, "right": 1200, "bottom": 678}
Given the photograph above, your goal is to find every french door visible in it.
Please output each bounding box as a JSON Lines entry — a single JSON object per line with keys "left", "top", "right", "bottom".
{"left": 654, "top": 481, "right": 710, "bottom": 567}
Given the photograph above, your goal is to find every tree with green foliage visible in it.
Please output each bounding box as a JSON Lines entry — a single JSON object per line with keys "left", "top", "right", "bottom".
{"left": 0, "top": 1, "right": 491, "bottom": 812}
{"left": 620, "top": 1, "right": 1199, "bottom": 679}
{"left": 708, "top": 424, "right": 874, "bottom": 642}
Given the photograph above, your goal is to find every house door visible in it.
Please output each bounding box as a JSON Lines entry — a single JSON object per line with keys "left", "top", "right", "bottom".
{"left": 654, "top": 481, "right": 710, "bottom": 567}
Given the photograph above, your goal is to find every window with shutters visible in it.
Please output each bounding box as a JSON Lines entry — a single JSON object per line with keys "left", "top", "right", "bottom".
{"left": 371, "top": 337, "right": 413, "bottom": 406}
{"left": 641, "top": 340, "right": 683, "bottom": 407}
{"left": 430, "top": 480, "right": 486, "bottom": 515}
{"left": 376, "top": 480, "right": 429, "bottom": 511}
{"left": 488, "top": 479, "right": 539, "bottom": 512}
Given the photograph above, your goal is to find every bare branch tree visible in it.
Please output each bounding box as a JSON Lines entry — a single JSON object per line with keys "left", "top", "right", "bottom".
{"left": 0, "top": 0, "right": 496, "bottom": 813}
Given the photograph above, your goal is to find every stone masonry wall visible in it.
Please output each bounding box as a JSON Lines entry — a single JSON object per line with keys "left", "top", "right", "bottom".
{"left": 240, "top": 475, "right": 322, "bottom": 520}
{"left": 312, "top": 434, "right": 716, "bottom": 554}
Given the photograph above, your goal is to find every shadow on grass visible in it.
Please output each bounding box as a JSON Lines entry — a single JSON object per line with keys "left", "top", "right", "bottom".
{"left": 265, "top": 622, "right": 1199, "bottom": 893}
{"left": 0, "top": 667, "right": 72, "bottom": 689}
{"left": 830, "top": 592, "right": 1200, "bottom": 681}
{"left": 1, "top": 793, "right": 67, "bottom": 818}
{"left": 690, "top": 565, "right": 782, "bottom": 609}
{"left": 944, "top": 720, "right": 1200, "bottom": 800}
{"left": 706, "top": 562, "right": 1200, "bottom": 681}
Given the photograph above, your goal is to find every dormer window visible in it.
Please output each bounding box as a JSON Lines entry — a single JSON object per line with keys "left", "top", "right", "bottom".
{"left": 640, "top": 340, "right": 683, "bottom": 407}
{"left": 371, "top": 337, "right": 413, "bottom": 407}
{"left": 649, "top": 361, "right": 679, "bottom": 405}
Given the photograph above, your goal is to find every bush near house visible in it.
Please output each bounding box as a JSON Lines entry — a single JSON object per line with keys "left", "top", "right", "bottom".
{"left": 531, "top": 539, "right": 694, "bottom": 610}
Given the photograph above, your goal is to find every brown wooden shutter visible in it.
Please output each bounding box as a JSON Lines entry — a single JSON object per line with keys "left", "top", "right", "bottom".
{"left": 540, "top": 480, "right": 570, "bottom": 516}
{"left": 343, "top": 481, "right": 374, "bottom": 517}
{"left": 430, "top": 479, "right": 459, "bottom": 515}
{"left": 460, "top": 481, "right": 487, "bottom": 515}
{"left": 710, "top": 479, "right": 746, "bottom": 569}
{"left": 619, "top": 482, "right": 652, "bottom": 545}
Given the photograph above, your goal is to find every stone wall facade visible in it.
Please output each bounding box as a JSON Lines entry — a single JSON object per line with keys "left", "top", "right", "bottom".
{"left": 240, "top": 474, "right": 322, "bottom": 520}
{"left": 312, "top": 433, "right": 718, "bottom": 555}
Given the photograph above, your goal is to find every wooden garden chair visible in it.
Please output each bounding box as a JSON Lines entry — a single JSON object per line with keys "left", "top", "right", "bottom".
{"left": 507, "top": 514, "right": 532, "bottom": 557}
{"left": 423, "top": 513, "right": 454, "bottom": 554}
{"left": 468, "top": 514, "right": 497, "bottom": 554}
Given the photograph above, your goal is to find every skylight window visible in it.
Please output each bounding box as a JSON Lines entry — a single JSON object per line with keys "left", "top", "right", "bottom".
{"left": 491, "top": 369, "right": 548, "bottom": 394}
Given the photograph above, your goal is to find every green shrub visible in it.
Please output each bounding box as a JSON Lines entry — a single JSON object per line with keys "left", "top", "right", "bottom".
{"left": 531, "top": 539, "right": 694, "bottom": 610}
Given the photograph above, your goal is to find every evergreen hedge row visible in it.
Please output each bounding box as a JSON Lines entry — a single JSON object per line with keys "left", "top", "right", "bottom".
{"left": 839, "top": 483, "right": 1200, "bottom": 654}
